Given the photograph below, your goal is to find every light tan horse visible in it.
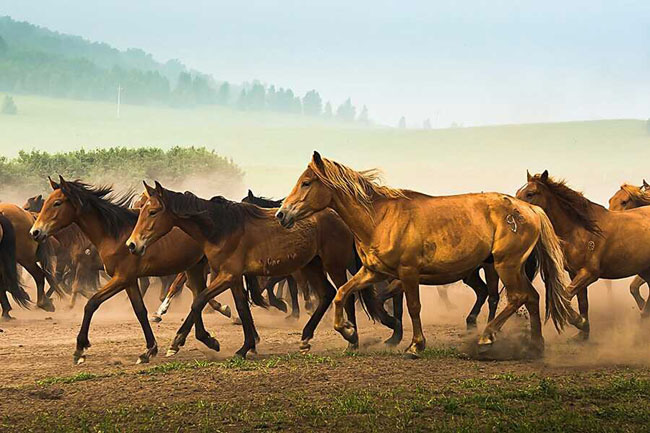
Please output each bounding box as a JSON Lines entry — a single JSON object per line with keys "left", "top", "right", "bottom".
{"left": 608, "top": 181, "right": 650, "bottom": 309}
{"left": 277, "top": 152, "right": 581, "bottom": 357}
{"left": 518, "top": 171, "right": 650, "bottom": 337}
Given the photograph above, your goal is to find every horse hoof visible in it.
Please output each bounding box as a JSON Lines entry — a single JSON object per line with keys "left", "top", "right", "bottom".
{"left": 74, "top": 355, "right": 86, "bottom": 365}
{"left": 403, "top": 351, "right": 420, "bottom": 360}
{"left": 136, "top": 355, "right": 149, "bottom": 365}
{"left": 220, "top": 306, "right": 232, "bottom": 318}
{"left": 166, "top": 348, "right": 179, "bottom": 357}
{"left": 232, "top": 317, "right": 242, "bottom": 326}
{"left": 150, "top": 315, "right": 162, "bottom": 323}
{"left": 570, "top": 332, "right": 590, "bottom": 343}
{"left": 299, "top": 340, "right": 311, "bottom": 353}
{"left": 1, "top": 315, "right": 15, "bottom": 321}
{"left": 477, "top": 343, "right": 493, "bottom": 355}
{"left": 286, "top": 314, "right": 299, "bottom": 321}
{"left": 37, "top": 301, "right": 55, "bottom": 313}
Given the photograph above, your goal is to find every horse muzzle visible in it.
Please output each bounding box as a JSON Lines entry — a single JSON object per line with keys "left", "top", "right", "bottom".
{"left": 126, "top": 239, "right": 146, "bottom": 256}
{"left": 29, "top": 226, "right": 48, "bottom": 243}
{"left": 275, "top": 207, "right": 295, "bottom": 229}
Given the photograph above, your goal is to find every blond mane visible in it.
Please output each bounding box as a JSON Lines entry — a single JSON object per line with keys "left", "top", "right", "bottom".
{"left": 620, "top": 184, "right": 650, "bottom": 207}
{"left": 308, "top": 157, "right": 407, "bottom": 212}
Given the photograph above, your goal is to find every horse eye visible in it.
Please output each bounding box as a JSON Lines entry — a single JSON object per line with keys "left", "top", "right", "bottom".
{"left": 526, "top": 191, "right": 535, "bottom": 198}
{"left": 301, "top": 180, "right": 311, "bottom": 187}
{"left": 53, "top": 200, "right": 62, "bottom": 207}
{"left": 149, "top": 209, "right": 158, "bottom": 216}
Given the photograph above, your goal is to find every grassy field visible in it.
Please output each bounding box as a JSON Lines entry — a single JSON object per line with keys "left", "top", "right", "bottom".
{"left": 1, "top": 94, "right": 648, "bottom": 201}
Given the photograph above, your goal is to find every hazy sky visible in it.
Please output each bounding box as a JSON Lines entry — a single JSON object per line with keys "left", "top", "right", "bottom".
{"left": 3, "top": 1, "right": 650, "bottom": 126}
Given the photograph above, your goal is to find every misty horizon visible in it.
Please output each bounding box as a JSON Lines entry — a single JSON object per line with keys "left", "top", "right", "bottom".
{"left": 3, "top": 1, "right": 650, "bottom": 127}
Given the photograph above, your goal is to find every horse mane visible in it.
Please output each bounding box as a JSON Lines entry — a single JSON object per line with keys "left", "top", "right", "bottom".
{"left": 61, "top": 180, "right": 138, "bottom": 238}
{"left": 243, "top": 193, "right": 283, "bottom": 208}
{"left": 160, "top": 188, "right": 267, "bottom": 242}
{"left": 620, "top": 184, "right": 650, "bottom": 207}
{"left": 534, "top": 174, "right": 602, "bottom": 234}
{"left": 308, "top": 157, "right": 407, "bottom": 212}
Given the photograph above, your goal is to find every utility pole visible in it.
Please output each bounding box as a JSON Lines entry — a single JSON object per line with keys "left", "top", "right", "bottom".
{"left": 116, "top": 84, "right": 122, "bottom": 119}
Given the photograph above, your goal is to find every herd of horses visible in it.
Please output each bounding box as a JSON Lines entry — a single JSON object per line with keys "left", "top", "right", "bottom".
{"left": 1, "top": 151, "right": 649, "bottom": 365}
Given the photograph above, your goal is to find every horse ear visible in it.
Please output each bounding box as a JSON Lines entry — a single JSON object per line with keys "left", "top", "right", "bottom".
{"left": 248, "top": 189, "right": 254, "bottom": 199}
{"left": 526, "top": 170, "right": 532, "bottom": 182}
{"left": 154, "top": 181, "right": 164, "bottom": 196}
{"left": 143, "top": 181, "right": 156, "bottom": 197}
{"left": 48, "top": 176, "right": 60, "bottom": 190}
{"left": 540, "top": 170, "right": 549, "bottom": 181}
{"left": 37, "top": 194, "right": 42, "bottom": 201}
{"left": 643, "top": 179, "right": 650, "bottom": 190}
{"left": 312, "top": 151, "right": 324, "bottom": 170}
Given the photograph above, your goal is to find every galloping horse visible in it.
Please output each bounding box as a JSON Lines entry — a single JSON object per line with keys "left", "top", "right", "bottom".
{"left": 607, "top": 181, "right": 650, "bottom": 310}
{"left": 30, "top": 177, "right": 227, "bottom": 364}
{"left": 518, "top": 171, "right": 650, "bottom": 338}
{"left": 0, "top": 203, "right": 62, "bottom": 312}
{"left": 277, "top": 152, "right": 580, "bottom": 357}
{"left": 126, "top": 182, "right": 396, "bottom": 358}
{"left": 0, "top": 213, "right": 31, "bottom": 319}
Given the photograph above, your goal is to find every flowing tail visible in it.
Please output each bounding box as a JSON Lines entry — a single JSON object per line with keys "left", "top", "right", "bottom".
{"left": 531, "top": 206, "right": 572, "bottom": 332}
{"left": 0, "top": 215, "right": 30, "bottom": 308}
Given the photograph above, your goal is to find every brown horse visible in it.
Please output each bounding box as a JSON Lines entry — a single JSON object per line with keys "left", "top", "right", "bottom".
{"left": 0, "top": 203, "right": 62, "bottom": 312}
{"left": 607, "top": 181, "right": 650, "bottom": 309}
{"left": 277, "top": 152, "right": 580, "bottom": 357}
{"left": 518, "top": 171, "right": 650, "bottom": 337}
{"left": 126, "top": 182, "right": 394, "bottom": 358}
{"left": 0, "top": 213, "right": 31, "bottom": 319}
{"left": 30, "top": 177, "right": 226, "bottom": 364}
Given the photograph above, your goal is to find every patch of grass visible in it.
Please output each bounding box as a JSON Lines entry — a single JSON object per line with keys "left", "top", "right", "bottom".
{"left": 36, "top": 372, "right": 99, "bottom": 386}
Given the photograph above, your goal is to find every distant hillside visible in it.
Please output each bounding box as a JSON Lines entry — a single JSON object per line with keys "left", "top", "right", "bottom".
{"left": 0, "top": 16, "right": 368, "bottom": 121}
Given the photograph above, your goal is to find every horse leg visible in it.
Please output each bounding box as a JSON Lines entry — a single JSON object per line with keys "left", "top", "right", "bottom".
{"left": 287, "top": 276, "right": 300, "bottom": 320}
{"left": 74, "top": 277, "right": 128, "bottom": 364}
{"left": 522, "top": 280, "right": 544, "bottom": 356}
{"left": 332, "top": 266, "right": 385, "bottom": 349}
{"left": 298, "top": 260, "right": 336, "bottom": 352}
{"left": 0, "top": 290, "right": 13, "bottom": 320}
{"left": 24, "top": 262, "right": 54, "bottom": 312}
{"left": 376, "top": 280, "right": 403, "bottom": 346}
{"left": 265, "top": 277, "right": 288, "bottom": 313}
{"left": 230, "top": 279, "right": 258, "bottom": 357}
{"left": 126, "top": 282, "right": 158, "bottom": 364}
{"left": 398, "top": 268, "right": 425, "bottom": 358}
{"left": 638, "top": 272, "right": 650, "bottom": 319}
{"left": 276, "top": 279, "right": 286, "bottom": 300}
{"left": 565, "top": 269, "right": 598, "bottom": 331}
{"left": 484, "top": 264, "right": 500, "bottom": 322}
{"left": 437, "top": 285, "right": 456, "bottom": 310}
{"left": 463, "top": 268, "right": 488, "bottom": 329}
{"left": 68, "top": 269, "right": 82, "bottom": 310}
{"left": 139, "top": 277, "right": 150, "bottom": 296}
{"left": 574, "top": 288, "right": 590, "bottom": 340}
{"left": 152, "top": 272, "right": 187, "bottom": 322}
{"left": 167, "top": 272, "right": 234, "bottom": 357}
{"left": 479, "top": 263, "right": 528, "bottom": 350}
{"left": 159, "top": 275, "right": 175, "bottom": 302}
{"left": 630, "top": 276, "right": 647, "bottom": 311}
{"left": 330, "top": 268, "right": 359, "bottom": 351}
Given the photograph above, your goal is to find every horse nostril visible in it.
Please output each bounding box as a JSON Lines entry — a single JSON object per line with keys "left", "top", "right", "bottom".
{"left": 31, "top": 229, "right": 40, "bottom": 239}
{"left": 127, "top": 242, "right": 136, "bottom": 252}
{"left": 276, "top": 211, "right": 285, "bottom": 221}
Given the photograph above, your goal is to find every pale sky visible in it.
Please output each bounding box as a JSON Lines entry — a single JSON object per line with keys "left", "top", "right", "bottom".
{"left": 2, "top": 0, "right": 650, "bottom": 126}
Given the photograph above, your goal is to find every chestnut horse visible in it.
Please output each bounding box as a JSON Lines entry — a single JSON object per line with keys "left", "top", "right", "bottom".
{"left": 126, "top": 182, "right": 394, "bottom": 358}
{"left": 30, "top": 177, "right": 229, "bottom": 364}
{"left": 607, "top": 181, "right": 650, "bottom": 309}
{"left": 277, "top": 152, "right": 580, "bottom": 357}
{"left": 518, "top": 171, "right": 650, "bottom": 338}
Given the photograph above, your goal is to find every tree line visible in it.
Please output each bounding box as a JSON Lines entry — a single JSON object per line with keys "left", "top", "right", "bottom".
{"left": 0, "top": 147, "right": 244, "bottom": 194}
{"left": 0, "top": 16, "right": 369, "bottom": 122}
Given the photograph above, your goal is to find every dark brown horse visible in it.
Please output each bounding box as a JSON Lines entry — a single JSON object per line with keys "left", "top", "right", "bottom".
{"left": 0, "top": 213, "right": 31, "bottom": 319}
{"left": 126, "top": 182, "right": 394, "bottom": 358}
{"left": 518, "top": 171, "right": 650, "bottom": 338}
{"left": 0, "top": 203, "right": 62, "bottom": 312}
{"left": 30, "top": 177, "right": 224, "bottom": 365}
{"left": 277, "top": 152, "right": 581, "bottom": 357}
{"left": 607, "top": 181, "right": 650, "bottom": 310}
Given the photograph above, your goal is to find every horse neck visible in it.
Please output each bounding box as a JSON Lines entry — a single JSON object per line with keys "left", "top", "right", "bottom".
{"left": 174, "top": 216, "right": 209, "bottom": 248}
{"left": 73, "top": 209, "right": 125, "bottom": 251}
{"left": 543, "top": 195, "right": 594, "bottom": 241}
{"left": 329, "top": 191, "right": 376, "bottom": 245}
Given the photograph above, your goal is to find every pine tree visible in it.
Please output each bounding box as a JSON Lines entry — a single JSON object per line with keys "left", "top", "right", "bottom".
{"left": 302, "top": 90, "right": 322, "bottom": 116}
{"left": 216, "top": 82, "right": 230, "bottom": 105}
{"left": 323, "top": 102, "right": 333, "bottom": 119}
{"left": 336, "top": 98, "right": 356, "bottom": 122}
{"left": 358, "top": 105, "right": 369, "bottom": 124}
{"left": 398, "top": 116, "right": 406, "bottom": 128}
{"left": 1, "top": 95, "right": 17, "bottom": 115}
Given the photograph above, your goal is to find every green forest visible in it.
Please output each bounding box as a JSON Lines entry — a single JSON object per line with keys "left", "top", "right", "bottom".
{"left": 0, "top": 146, "right": 243, "bottom": 194}
{"left": 0, "top": 16, "right": 367, "bottom": 121}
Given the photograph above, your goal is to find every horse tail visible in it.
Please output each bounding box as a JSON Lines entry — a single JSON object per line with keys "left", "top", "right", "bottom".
{"left": 36, "top": 238, "right": 66, "bottom": 297}
{"left": 347, "top": 247, "right": 383, "bottom": 323}
{"left": 531, "top": 206, "right": 571, "bottom": 332}
{"left": 524, "top": 248, "right": 539, "bottom": 282}
{"left": 244, "top": 275, "right": 269, "bottom": 309}
{"left": 0, "top": 215, "right": 30, "bottom": 308}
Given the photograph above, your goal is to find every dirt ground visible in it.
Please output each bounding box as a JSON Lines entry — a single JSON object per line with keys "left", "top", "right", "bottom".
{"left": 1, "top": 279, "right": 649, "bottom": 432}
